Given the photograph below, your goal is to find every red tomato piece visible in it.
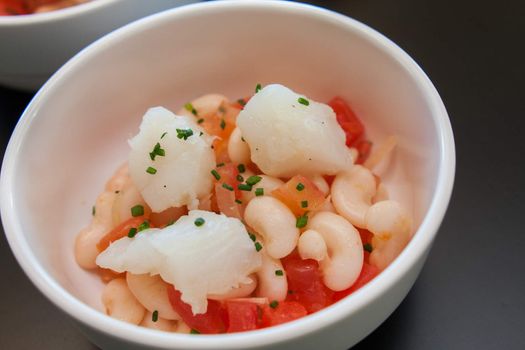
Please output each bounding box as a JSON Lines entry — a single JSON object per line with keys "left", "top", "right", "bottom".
{"left": 260, "top": 301, "right": 307, "bottom": 327}
{"left": 0, "top": 0, "right": 28, "bottom": 15}
{"left": 332, "top": 263, "right": 380, "bottom": 302}
{"left": 225, "top": 301, "right": 258, "bottom": 333}
{"left": 214, "top": 163, "right": 243, "bottom": 218}
{"left": 149, "top": 206, "right": 187, "bottom": 228}
{"left": 271, "top": 175, "right": 325, "bottom": 216}
{"left": 96, "top": 216, "right": 149, "bottom": 252}
{"left": 282, "top": 253, "right": 333, "bottom": 313}
{"left": 328, "top": 96, "right": 365, "bottom": 147}
{"left": 167, "top": 286, "right": 226, "bottom": 334}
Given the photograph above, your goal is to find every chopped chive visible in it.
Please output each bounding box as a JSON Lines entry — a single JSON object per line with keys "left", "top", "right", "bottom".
{"left": 184, "top": 102, "right": 198, "bottom": 116}
{"left": 190, "top": 329, "right": 200, "bottom": 334}
{"left": 254, "top": 242, "right": 263, "bottom": 252}
{"left": 218, "top": 106, "right": 226, "bottom": 114}
{"left": 237, "top": 164, "right": 246, "bottom": 173}
{"left": 92, "top": 206, "right": 96, "bottom": 216}
{"left": 149, "top": 142, "right": 166, "bottom": 161}
{"left": 194, "top": 217, "right": 205, "bottom": 227}
{"left": 296, "top": 213, "right": 308, "bottom": 228}
{"left": 364, "top": 243, "right": 373, "bottom": 253}
{"left": 255, "top": 188, "right": 264, "bottom": 196}
{"left": 296, "top": 182, "right": 305, "bottom": 191}
{"left": 235, "top": 199, "right": 243, "bottom": 204}
{"left": 236, "top": 174, "right": 244, "bottom": 182}
{"left": 199, "top": 131, "right": 203, "bottom": 136}
{"left": 197, "top": 118, "right": 204, "bottom": 124}
{"left": 238, "top": 183, "right": 252, "bottom": 191}
{"left": 131, "top": 205, "right": 144, "bottom": 217}
{"left": 249, "top": 233, "right": 257, "bottom": 242}
{"left": 211, "top": 169, "right": 221, "bottom": 180}
{"left": 275, "top": 269, "right": 284, "bottom": 276}
{"left": 161, "top": 132, "right": 167, "bottom": 139}
{"left": 220, "top": 119, "right": 226, "bottom": 130}
{"left": 152, "top": 310, "right": 159, "bottom": 322}
{"left": 146, "top": 166, "right": 157, "bottom": 174}
{"left": 298, "top": 97, "right": 310, "bottom": 106}
{"left": 301, "top": 200, "right": 308, "bottom": 208}
{"left": 246, "top": 175, "right": 262, "bottom": 186}
{"left": 216, "top": 162, "right": 225, "bottom": 167}
{"left": 127, "top": 227, "right": 137, "bottom": 238}
{"left": 269, "top": 300, "right": 279, "bottom": 309}
{"left": 176, "top": 128, "right": 194, "bottom": 140}
{"left": 237, "top": 98, "right": 246, "bottom": 106}
{"left": 255, "top": 83, "right": 262, "bottom": 93}
{"left": 137, "top": 220, "right": 150, "bottom": 232}
{"left": 222, "top": 183, "right": 234, "bottom": 191}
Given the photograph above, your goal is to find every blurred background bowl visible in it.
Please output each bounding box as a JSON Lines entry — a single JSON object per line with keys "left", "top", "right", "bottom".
{"left": 0, "top": 0, "right": 199, "bottom": 91}
{"left": 0, "top": 1, "right": 454, "bottom": 349}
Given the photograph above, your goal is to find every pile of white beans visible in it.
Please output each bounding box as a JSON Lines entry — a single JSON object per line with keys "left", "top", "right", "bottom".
{"left": 74, "top": 85, "right": 412, "bottom": 332}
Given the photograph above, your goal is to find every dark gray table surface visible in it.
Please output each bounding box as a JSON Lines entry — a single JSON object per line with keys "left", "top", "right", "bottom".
{"left": 1, "top": 0, "right": 524, "bottom": 349}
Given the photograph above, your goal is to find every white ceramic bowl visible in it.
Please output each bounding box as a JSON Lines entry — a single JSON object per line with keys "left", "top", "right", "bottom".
{"left": 0, "top": 1, "right": 455, "bottom": 349}
{"left": 0, "top": 0, "right": 198, "bottom": 91}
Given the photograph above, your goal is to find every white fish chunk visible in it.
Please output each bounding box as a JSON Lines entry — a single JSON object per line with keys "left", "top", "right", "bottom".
{"left": 96, "top": 210, "right": 262, "bottom": 315}
{"left": 237, "top": 84, "right": 354, "bottom": 177}
{"left": 128, "top": 107, "right": 215, "bottom": 212}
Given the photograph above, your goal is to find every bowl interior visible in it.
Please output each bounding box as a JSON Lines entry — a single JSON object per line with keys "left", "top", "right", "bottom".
{"left": 3, "top": 1, "right": 446, "bottom": 346}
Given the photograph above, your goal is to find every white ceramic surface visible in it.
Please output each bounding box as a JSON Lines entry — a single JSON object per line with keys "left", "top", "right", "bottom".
{"left": 0, "top": 0, "right": 198, "bottom": 91}
{"left": 0, "top": 1, "right": 455, "bottom": 349}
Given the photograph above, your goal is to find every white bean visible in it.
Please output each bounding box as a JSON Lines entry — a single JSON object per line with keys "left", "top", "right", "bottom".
{"left": 244, "top": 196, "right": 299, "bottom": 259}
{"left": 111, "top": 177, "right": 149, "bottom": 226}
{"left": 208, "top": 275, "right": 257, "bottom": 300}
{"left": 241, "top": 175, "right": 284, "bottom": 203}
{"left": 255, "top": 250, "right": 287, "bottom": 301}
{"left": 126, "top": 273, "right": 180, "bottom": 320}
{"left": 298, "top": 229, "right": 327, "bottom": 262}
{"left": 140, "top": 311, "right": 177, "bottom": 332}
{"left": 366, "top": 200, "right": 412, "bottom": 271}
{"left": 75, "top": 191, "right": 116, "bottom": 269}
{"left": 331, "top": 165, "right": 376, "bottom": 228}
{"left": 307, "top": 212, "right": 364, "bottom": 291}
{"left": 101, "top": 278, "right": 145, "bottom": 325}
{"left": 228, "top": 127, "right": 251, "bottom": 165}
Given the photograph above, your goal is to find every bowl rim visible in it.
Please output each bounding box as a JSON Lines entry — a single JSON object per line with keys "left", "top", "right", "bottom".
{"left": 0, "top": 0, "right": 123, "bottom": 25}
{"left": 0, "top": 0, "right": 455, "bottom": 348}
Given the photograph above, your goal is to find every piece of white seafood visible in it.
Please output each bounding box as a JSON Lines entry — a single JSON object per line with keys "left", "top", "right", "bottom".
{"left": 96, "top": 210, "right": 262, "bottom": 315}
{"left": 128, "top": 107, "right": 215, "bottom": 212}
{"left": 237, "top": 84, "right": 355, "bottom": 177}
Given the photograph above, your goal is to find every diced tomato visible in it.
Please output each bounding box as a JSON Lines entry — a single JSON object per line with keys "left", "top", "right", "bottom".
{"left": 328, "top": 96, "right": 365, "bottom": 147}
{"left": 149, "top": 206, "right": 187, "bottom": 228}
{"left": 96, "top": 216, "right": 148, "bottom": 252}
{"left": 213, "top": 163, "right": 243, "bottom": 218}
{"left": 259, "top": 301, "right": 307, "bottom": 328}
{"left": 282, "top": 253, "right": 333, "bottom": 313}
{"left": 197, "top": 101, "right": 239, "bottom": 159}
{"left": 332, "top": 263, "right": 380, "bottom": 302}
{"left": 97, "top": 267, "right": 125, "bottom": 283}
{"left": 354, "top": 139, "right": 372, "bottom": 165}
{"left": 272, "top": 175, "right": 325, "bottom": 216}
{"left": 167, "top": 286, "right": 226, "bottom": 334}
{"left": 0, "top": 0, "right": 28, "bottom": 15}
{"left": 225, "top": 301, "right": 258, "bottom": 333}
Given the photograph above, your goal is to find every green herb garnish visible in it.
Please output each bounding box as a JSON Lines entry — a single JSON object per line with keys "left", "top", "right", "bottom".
{"left": 235, "top": 199, "right": 243, "bottom": 204}
{"left": 222, "top": 183, "right": 234, "bottom": 191}
{"left": 254, "top": 242, "right": 263, "bottom": 252}
{"left": 275, "top": 270, "right": 284, "bottom": 276}
{"left": 298, "top": 97, "right": 310, "bottom": 106}
{"left": 246, "top": 175, "right": 262, "bottom": 186}
{"left": 255, "top": 83, "right": 262, "bottom": 93}
{"left": 220, "top": 119, "right": 226, "bottom": 130}
{"left": 255, "top": 188, "right": 264, "bottom": 196}
{"left": 211, "top": 169, "right": 221, "bottom": 180}
{"left": 237, "top": 164, "right": 246, "bottom": 173}
{"left": 176, "top": 128, "right": 194, "bottom": 140}
{"left": 269, "top": 300, "right": 279, "bottom": 309}
{"left": 146, "top": 166, "right": 157, "bottom": 174}
{"left": 301, "top": 200, "right": 308, "bottom": 208}
{"left": 190, "top": 329, "right": 200, "bottom": 334}
{"left": 137, "top": 220, "right": 150, "bottom": 232}
{"left": 152, "top": 310, "right": 158, "bottom": 322}
{"left": 296, "top": 182, "right": 305, "bottom": 191}
{"left": 131, "top": 205, "right": 144, "bottom": 217}
{"left": 363, "top": 243, "right": 373, "bottom": 253}
{"left": 127, "top": 227, "right": 137, "bottom": 238}
{"left": 194, "top": 217, "right": 205, "bottom": 227}
{"left": 184, "top": 102, "right": 197, "bottom": 116}
{"left": 238, "top": 183, "right": 252, "bottom": 191}
{"left": 296, "top": 213, "right": 308, "bottom": 228}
